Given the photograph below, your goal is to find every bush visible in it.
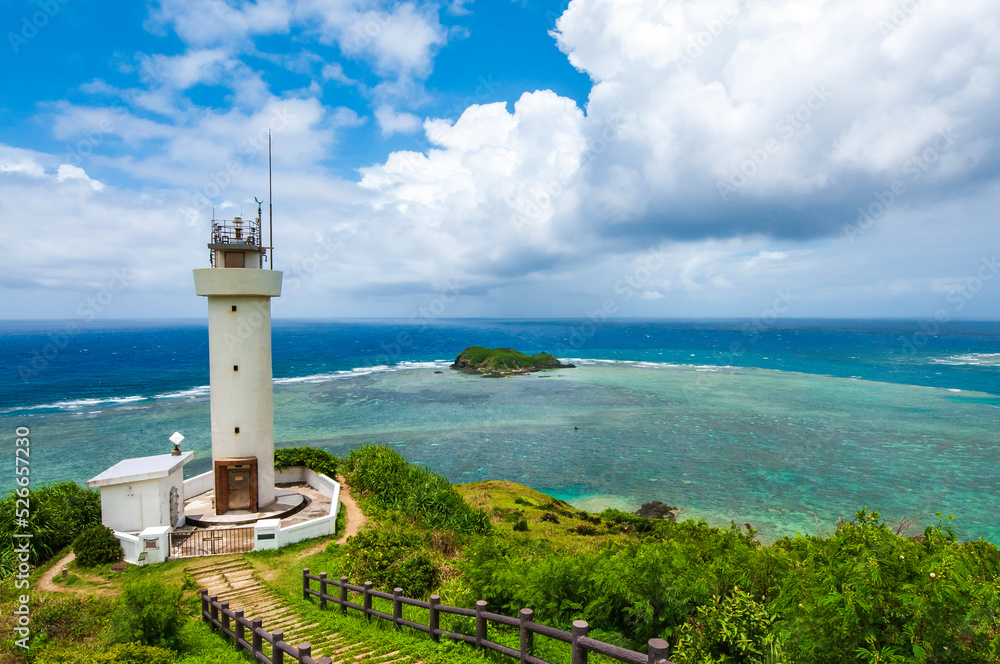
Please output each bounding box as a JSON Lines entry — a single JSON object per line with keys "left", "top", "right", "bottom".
{"left": 572, "top": 523, "right": 598, "bottom": 536}
{"left": 343, "top": 445, "right": 491, "bottom": 535}
{"left": 111, "top": 580, "right": 184, "bottom": 650}
{"left": 342, "top": 529, "right": 440, "bottom": 596}
{"left": 73, "top": 525, "right": 122, "bottom": 568}
{"left": 513, "top": 520, "right": 528, "bottom": 532}
{"left": 0, "top": 481, "right": 101, "bottom": 574}
{"left": 540, "top": 512, "right": 560, "bottom": 524}
{"left": 274, "top": 446, "right": 340, "bottom": 478}
{"left": 93, "top": 643, "right": 174, "bottom": 664}
{"left": 673, "top": 588, "right": 782, "bottom": 664}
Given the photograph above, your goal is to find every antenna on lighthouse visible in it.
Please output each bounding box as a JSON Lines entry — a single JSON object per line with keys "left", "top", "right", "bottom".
{"left": 268, "top": 130, "right": 274, "bottom": 270}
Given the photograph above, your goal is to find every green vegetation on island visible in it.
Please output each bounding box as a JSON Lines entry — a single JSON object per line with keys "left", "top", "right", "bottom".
{"left": 450, "top": 346, "right": 574, "bottom": 376}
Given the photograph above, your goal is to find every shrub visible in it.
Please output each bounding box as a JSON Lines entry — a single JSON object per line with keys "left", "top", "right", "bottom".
{"left": 394, "top": 553, "right": 440, "bottom": 597}
{"left": 343, "top": 445, "right": 491, "bottom": 535}
{"left": 540, "top": 512, "right": 560, "bottom": 524}
{"left": 0, "top": 481, "right": 101, "bottom": 574}
{"left": 32, "top": 595, "right": 116, "bottom": 643}
{"left": 601, "top": 509, "right": 659, "bottom": 536}
{"left": 572, "top": 523, "right": 598, "bottom": 536}
{"left": 513, "top": 520, "right": 528, "bottom": 532}
{"left": 274, "top": 446, "right": 340, "bottom": 478}
{"left": 342, "top": 529, "right": 440, "bottom": 596}
{"left": 673, "top": 588, "right": 782, "bottom": 664}
{"left": 111, "top": 580, "right": 184, "bottom": 650}
{"left": 93, "top": 643, "right": 174, "bottom": 664}
{"left": 73, "top": 525, "right": 122, "bottom": 568}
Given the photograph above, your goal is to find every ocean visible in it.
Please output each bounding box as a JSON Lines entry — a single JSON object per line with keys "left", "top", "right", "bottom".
{"left": 1, "top": 318, "right": 998, "bottom": 543}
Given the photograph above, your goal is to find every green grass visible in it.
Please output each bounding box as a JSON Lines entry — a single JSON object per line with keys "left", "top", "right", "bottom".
{"left": 343, "top": 445, "right": 492, "bottom": 534}
{"left": 10, "top": 453, "right": 1000, "bottom": 664}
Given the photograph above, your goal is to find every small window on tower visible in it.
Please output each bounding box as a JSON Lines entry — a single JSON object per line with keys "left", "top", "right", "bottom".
{"left": 234, "top": 427, "right": 240, "bottom": 434}
{"left": 231, "top": 305, "right": 237, "bottom": 312}
{"left": 224, "top": 252, "right": 245, "bottom": 268}
{"left": 233, "top": 365, "right": 239, "bottom": 371}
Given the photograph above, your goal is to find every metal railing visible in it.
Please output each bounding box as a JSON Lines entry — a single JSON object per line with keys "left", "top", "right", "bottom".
{"left": 170, "top": 527, "right": 255, "bottom": 558}
{"left": 202, "top": 590, "right": 332, "bottom": 664}
{"left": 212, "top": 218, "right": 262, "bottom": 247}
{"left": 303, "top": 569, "right": 674, "bottom": 664}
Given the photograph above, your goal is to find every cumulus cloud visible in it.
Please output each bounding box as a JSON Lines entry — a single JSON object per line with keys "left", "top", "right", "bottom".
{"left": 545, "top": 0, "right": 1000, "bottom": 242}
{"left": 6, "top": 0, "right": 1000, "bottom": 320}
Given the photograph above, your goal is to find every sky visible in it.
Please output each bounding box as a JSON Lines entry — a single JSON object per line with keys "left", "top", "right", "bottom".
{"left": 1, "top": 0, "right": 998, "bottom": 321}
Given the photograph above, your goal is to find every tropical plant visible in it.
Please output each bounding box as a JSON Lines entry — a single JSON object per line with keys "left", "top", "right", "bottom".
{"left": 274, "top": 446, "right": 340, "bottom": 477}
{"left": 73, "top": 524, "right": 122, "bottom": 568}
{"left": 0, "top": 481, "right": 101, "bottom": 575}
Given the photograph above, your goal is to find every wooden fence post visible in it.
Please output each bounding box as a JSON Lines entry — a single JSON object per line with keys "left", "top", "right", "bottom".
{"left": 221, "top": 602, "right": 230, "bottom": 638}
{"left": 303, "top": 568, "right": 310, "bottom": 601}
{"left": 429, "top": 595, "right": 440, "bottom": 643}
{"left": 340, "top": 576, "right": 349, "bottom": 615}
{"left": 319, "top": 573, "right": 327, "bottom": 610}
{"left": 299, "top": 643, "right": 312, "bottom": 662}
{"left": 251, "top": 618, "right": 263, "bottom": 656}
{"left": 235, "top": 609, "right": 245, "bottom": 646}
{"left": 475, "top": 600, "right": 487, "bottom": 649}
{"left": 363, "top": 582, "right": 373, "bottom": 621}
{"left": 209, "top": 595, "right": 219, "bottom": 632}
{"left": 647, "top": 638, "right": 670, "bottom": 664}
{"left": 519, "top": 608, "right": 534, "bottom": 663}
{"left": 272, "top": 629, "right": 284, "bottom": 664}
{"left": 571, "top": 620, "right": 589, "bottom": 664}
{"left": 393, "top": 588, "right": 403, "bottom": 629}
{"left": 201, "top": 589, "right": 209, "bottom": 625}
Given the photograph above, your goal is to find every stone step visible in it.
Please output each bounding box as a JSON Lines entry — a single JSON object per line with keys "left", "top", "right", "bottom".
{"left": 193, "top": 557, "right": 423, "bottom": 664}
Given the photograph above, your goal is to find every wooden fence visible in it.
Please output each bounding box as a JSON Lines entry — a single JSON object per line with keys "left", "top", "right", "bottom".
{"left": 303, "top": 568, "right": 674, "bottom": 664}
{"left": 201, "top": 589, "right": 332, "bottom": 664}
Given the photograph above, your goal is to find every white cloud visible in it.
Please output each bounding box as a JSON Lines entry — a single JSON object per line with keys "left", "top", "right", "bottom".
{"left": 301, "top": 1, "right": 447, "bottom": 79}
{"left": 374, "top": 105, "right": 422, "bottom": 136}
{"left": 321, "top": 62, "right": 357, "bottom": 86}
{"left": 6, "top": 0, "right": 1000, "bottom": 320}
{"left": 57, "top": 164, "right": 106, "bottom": 191}
{"left": 141, "top": 48, "right": 236, "bottom": 90}
{"left": 146, "top": 0, "right": 292, "bottom": 47}
{"left": 0, "top": 146, "right": 47, "bottom": 178}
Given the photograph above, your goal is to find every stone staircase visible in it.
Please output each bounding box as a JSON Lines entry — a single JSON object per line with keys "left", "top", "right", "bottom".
{"left": 186, "top": 557, "right": 418, "bottom": 663}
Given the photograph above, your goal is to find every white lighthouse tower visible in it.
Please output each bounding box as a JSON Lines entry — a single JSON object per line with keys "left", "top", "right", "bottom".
{"left": 193, "top": 205, "right": 281, "bottom": 514}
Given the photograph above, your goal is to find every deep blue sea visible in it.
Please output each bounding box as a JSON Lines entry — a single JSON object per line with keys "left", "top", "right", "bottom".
{"left": 2, "top": 319, "right": 998, "bottom": 542}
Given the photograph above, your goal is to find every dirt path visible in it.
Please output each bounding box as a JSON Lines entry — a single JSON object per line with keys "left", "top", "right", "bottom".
{"left": 334, "top": 478, "right": 366, "bottom": 544}
{"left": 296, "top": 477, "right": 368, "bottom": 559}
{"left": 35, "top": 551, "right": 117, "bottom": 596}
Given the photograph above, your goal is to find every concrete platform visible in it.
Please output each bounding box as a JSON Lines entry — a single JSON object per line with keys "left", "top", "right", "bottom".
{"left": 184, "top": 486, "right": 307, "bottom": 527}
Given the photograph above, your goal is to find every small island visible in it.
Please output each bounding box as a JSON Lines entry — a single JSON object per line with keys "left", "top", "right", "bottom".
{"left": 450, "top": 346, "right": 574, "bottom": 377}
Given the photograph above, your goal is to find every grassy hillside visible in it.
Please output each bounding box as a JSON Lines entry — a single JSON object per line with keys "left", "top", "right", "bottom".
{"left": 5, "top": 447, "right": 999, "bottom": 664}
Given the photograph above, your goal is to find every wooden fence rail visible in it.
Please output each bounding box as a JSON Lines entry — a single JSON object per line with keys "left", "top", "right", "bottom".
{"left": 303, "top": 568, "right": 674, "bottom": 664}
{"left": 201, "top": 589, "right": 333, "bottom": 664}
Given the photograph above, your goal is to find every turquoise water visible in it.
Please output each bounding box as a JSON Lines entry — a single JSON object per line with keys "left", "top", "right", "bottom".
{"left": 10, "top": 359, "right": 999, "bottom": 543}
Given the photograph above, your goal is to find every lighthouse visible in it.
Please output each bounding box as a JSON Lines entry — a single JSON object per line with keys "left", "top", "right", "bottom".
{"left": 193, "top": 206, "right": 281, "bottom": 514}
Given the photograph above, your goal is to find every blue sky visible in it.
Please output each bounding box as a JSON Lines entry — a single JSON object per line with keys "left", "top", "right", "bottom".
{"left": 1, "top": 0, "right": 999, "bottom": 321}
